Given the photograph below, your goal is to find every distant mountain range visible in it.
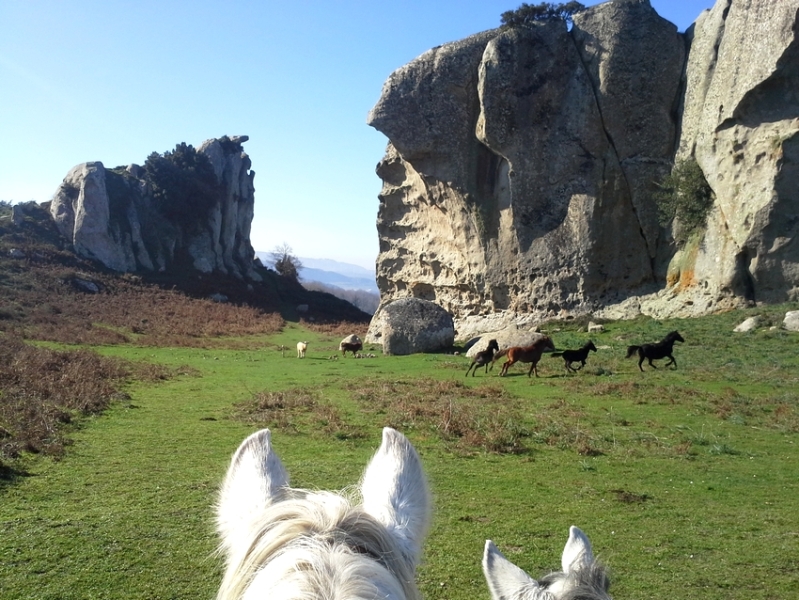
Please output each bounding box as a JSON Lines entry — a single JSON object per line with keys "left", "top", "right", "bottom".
{"left": 255, "top": 253, "right": 378, "bottom": 294}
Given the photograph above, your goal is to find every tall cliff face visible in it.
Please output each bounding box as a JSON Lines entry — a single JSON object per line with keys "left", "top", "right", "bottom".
{"left": 671, "top": 0, "right": 799, "bottom": 313}
{"left": 50, "top": 135, "right": 260, "bottom": 280}
{"left": 368, "top": 0, "right": 685, "bottom": 327}
{"left": 369, "top": 0, "right": 799, "bottom": 330}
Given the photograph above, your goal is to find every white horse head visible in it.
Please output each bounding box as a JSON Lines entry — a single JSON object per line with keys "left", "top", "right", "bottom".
{"left": 216, "top": 427, "right": 431, "bottom": 600}
{"left": 482, "top": 526, "right": 611, "bottom": 600}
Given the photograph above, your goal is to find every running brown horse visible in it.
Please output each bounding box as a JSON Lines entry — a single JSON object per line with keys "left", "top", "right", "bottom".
{"left": 465, "top": 339, "right": 500, "bottom": 377}
{"left": 626, "top": 330, "right": 684, "bottom": 371}
{"left": 492, "top": 336, "right": 555, "bottom": 377}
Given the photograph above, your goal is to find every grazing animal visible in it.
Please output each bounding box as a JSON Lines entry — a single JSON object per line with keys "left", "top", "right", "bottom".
{"left": 216, "top": 427, "right": 431, "bottom": 600}
{"left": 465, "top": 339, "right": 500, "bottom": 377}
{"left": 339, "top": 334, "right": 363, "bottom": 357}
{"left": 492, "top": 336, "right": 556, "bottom": 377}
{"left": 296, "top": 341, "right": 308, "bottom": 358}
{"left": 483, "top": 526, "right": 611, "bottom": 600}
{"left": 551, "top": 340, "right": 597, "bottom": 373}
{"left": 626, "top": 330, "right": 685, "bottom": 371}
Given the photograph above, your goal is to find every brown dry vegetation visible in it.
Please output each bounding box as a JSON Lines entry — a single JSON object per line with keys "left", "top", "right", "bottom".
{"left": 0, "top": 201, "right": 370, "bottom": 474}
{"left": 300, "top": 320, "right": 369, "bottom": 339}
{"left": 347, "top": 378, "right": 528, "bottom": 454}
{"left": 0, "top": 201, "right": 369, "bottom": 348}
{"left": 235, "top": 379, "right": 529, "bottom": 455}
{"left": 0, "top": 335, "right": 186, "bottom": 469}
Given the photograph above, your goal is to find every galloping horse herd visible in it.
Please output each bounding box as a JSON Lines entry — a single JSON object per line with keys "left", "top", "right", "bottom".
{"left": 466, "top": 331, "right": 685, "bottom": 378}
{"left": 213, "top": 331, "right": 684, "bottom": 598}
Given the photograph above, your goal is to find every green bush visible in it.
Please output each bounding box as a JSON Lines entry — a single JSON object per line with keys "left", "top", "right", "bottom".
{"left": 500, "top": 1, "right": 586, "bottom": 27}
{"left": 144, "top": 143, "right": 221, "bottom": 226}
{"left": 655, "top": 158, "right": 715, "bottom": 245}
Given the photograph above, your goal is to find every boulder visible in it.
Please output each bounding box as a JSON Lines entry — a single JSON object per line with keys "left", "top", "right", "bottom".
{"left": 783, "top": 311, "right": 799, "bottom": 332}
{"left": 587, "top": 321, "right": 605, "bottom": 333}
{"left": 367, "top": 298, "right": 454, "bottom": 355}
{"left": 733, "top": 316, "right": 760, "bottom": 332}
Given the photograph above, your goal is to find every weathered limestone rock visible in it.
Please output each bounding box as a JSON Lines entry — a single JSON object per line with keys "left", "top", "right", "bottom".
{"left": 368, "top": 0, "right": 686, "bottom": 335}
{"left": 671, "top": 0, "right": 799, "bottom": 310}
{"left": 50, "top": 136, "right": 261, "bottom": 280}
{"left": 733, "top": 315, "right": 760, "bottom": 332}
{"left": 783, "top": 310, "right": 799, "bottom": 331}
{"left": 50, "top": 162, "right": 136, "bottom": 272}
{"left": 366, "top": 298, "right": 454, "bottom": 355}
{"left": 369, "top": 0, "right": 799, "bottom": 333}
{"left": 572, "top": 0, "right": 685, "bottom": 265}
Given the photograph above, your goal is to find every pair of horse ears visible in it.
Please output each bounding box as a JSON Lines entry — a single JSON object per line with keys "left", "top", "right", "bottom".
{"left": 482, "top": 526, "right": 595, "bottom": 600}
{"left": 216, "top": 427, "right": 432, "bottom": 564}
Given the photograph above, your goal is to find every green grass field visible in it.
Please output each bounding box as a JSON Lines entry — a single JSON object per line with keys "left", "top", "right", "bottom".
{"left": 1, "top": 310, "right": 798, "bottom": 599}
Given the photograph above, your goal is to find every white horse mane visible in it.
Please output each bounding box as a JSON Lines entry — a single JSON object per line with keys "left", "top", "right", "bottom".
{"left": 483, "top": 526, "right": 611, "bottom": 600}
{"left": 216, "top": 428, "right": 431, "bottom": 600}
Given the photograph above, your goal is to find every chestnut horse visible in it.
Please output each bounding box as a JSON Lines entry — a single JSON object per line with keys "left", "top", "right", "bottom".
{"left": 492, "top": 336, "right": 555, "bottom": 377}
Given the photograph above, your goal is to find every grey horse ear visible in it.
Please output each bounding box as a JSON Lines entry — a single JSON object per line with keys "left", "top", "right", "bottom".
{"left": 361, "top": 428, "right": 432, "bottom": 567}
{"left": 216, "top": 429, "right": 290, "bottom": 557}
{"left": 562, "top": 526, "right": 594, "bottom": 574}
{"left": 483, "top": 540, "right": 544, "bottom": 600}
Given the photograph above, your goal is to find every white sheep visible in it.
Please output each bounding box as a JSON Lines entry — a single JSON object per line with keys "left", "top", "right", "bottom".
{"left": 296, "top": 341, "right": 308, "bottom": 358}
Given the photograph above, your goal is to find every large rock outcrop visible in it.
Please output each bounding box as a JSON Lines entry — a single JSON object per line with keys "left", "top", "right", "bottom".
{"left": 667, "top": 0, "right": 799, "bottom": 314}
{"left": 369, "top": 0, "right": 799, "bottom": 332}
{"left": 368, "top": 0, "right": 686, "bottom": 332}
{"left": 50, "top": 135, "right": 260, "bottom": 280}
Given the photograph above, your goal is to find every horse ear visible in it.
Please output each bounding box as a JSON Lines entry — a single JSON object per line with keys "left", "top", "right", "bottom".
{"left": 561, "top": 526, "right": 594, "bottom": 574}
{"left": 216, "top": 429, "right": 290, "bottom": 556}
{"left": 482, "top": 540, "right": 545, "bottom": 600}
{"left": 361, "top": 427, "right": 431, "bottom": 566}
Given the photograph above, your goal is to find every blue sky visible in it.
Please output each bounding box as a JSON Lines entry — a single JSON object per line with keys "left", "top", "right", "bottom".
{"left": 0, "top": 0, "right": 713, "bottom": 270}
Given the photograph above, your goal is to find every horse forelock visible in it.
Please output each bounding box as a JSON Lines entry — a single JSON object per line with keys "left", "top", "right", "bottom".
{"left": 538, "top": 561, "right": 611, "bottom": 600}
{"left": 217, "top": 489, "right": 420, "bottom": 600}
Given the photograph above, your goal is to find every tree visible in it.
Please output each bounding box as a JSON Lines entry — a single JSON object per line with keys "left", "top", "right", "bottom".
{"left": 654, "top": 158, "right": 715, "bottom": 246}
{"left": 270, "top": 243, "right": 303, "bottom": 282}
{"left": 144, "top": 143, "right": 221, "bottom": 225}
{"left": 500, "top": 2, "right": 586, "bottom": 28}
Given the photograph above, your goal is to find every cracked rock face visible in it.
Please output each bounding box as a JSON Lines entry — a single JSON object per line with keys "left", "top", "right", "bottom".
{"left": 368, "top": 0, "right": 685, "bottom": 329}
{"left": 369, "top": 0, "right": 799, "bottom": 331}
{"left": 50, "top": 136, "right": 260, "bottom": 280}
{"left": 671, "top": 0, "right": 799, "bottom": 312}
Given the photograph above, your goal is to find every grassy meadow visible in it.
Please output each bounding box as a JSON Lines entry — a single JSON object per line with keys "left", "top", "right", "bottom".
{"left": 1, "top": 308, "right": 799, "bottom": 599}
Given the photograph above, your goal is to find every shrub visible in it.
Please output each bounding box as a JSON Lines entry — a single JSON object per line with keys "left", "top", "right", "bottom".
{"left": 144, "top": 143, "right": 221, "bottom": 226}
{"left": 270, "top": 243, "right": 303, "bottom": 282}
{"left": 501, "top": 1, "right": 586, "bottom": 28}
{"left": 655, "top": 158, "right": 715, "bottom": 246}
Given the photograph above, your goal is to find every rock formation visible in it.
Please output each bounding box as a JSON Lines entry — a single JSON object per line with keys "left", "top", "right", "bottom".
{"left": 50, "top": 135, "right": 260, "bottom": 280}
{"left": 367, "top": 298, "right": 455, "bottom": 355}
{"left": 368, "top": 0, "right": 799, "bottom": 333}
{"left": 668, "top": 0, "right": 799, "bottom": 314}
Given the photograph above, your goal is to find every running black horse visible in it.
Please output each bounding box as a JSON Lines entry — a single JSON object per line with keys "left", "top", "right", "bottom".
{"left": 626, "top": 331, "right": 684, "bottom": 371}
{"left": 465, "top": 339, "right": 500, "bottom": 377}
{"left": 551, "top": 340, "right": 597, "bottom": 373}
